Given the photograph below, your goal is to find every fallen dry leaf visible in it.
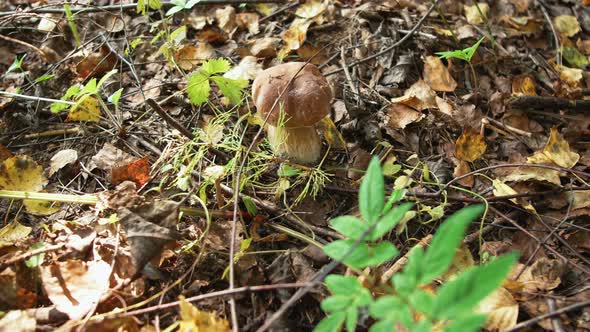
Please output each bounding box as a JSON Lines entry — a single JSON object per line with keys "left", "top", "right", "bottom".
{"left": 0, "top": 155, "right": 48, "bottom": 192}
{"left": 390, "top": 80, "right": 437, "bottom": 111}
{"left": 0, "top": 310, "right": 36, "bottom": 332}
{"left": 178, "top": 296, "right": 231, "bottom": 332}
{"left": 511, "top": 74, "right": 537, "bottom": 96}
{"left": 387, "top": 103, "right": 425, "bottom": 129}
{"left": 174, "top": 43, "right": 215, "bottom": 71}
{"left": 554, "top": 15, "right": 581, "bottom": 37}
{"left": 223, "top": 56, "right": 262, "bottom": 81}
{"left": 541, "top": 127, "right": 580, "bottom": 168}
{"left": 48, "top": 149, "right": 78, "bottom": 177}
{"left": 67, "top": 96, "right": 101, "bottom": 123}
{"left": 464, "top": 3, "right": 489, "bottom": 25}
{"left": 111, "top": 156, "right": 150, "bottom": 187}
{"left": 453, "top": 160, "right": 474, "bottom": 187}
{"left": 215, "top": 6, "right": 236, "bottom": 34}
{"left": 455, "top": 131, "right": 487, "bottom": 162}
{"left": 236, "top": 13, "right": 259, "bottom": 34}
{"left": 477, "top": 287, "right": 519, "bottom": 331}
{"left": 423, "top": 55, "right": 457, "bottom": 92}
{"left": 492, "top": 179, "right": 536, "bottom": 212}
{"left": 0, "top": 221, "right": 31, "bottom": 248}
{"left": 41, "top": 259, "right": 111, "bottom": 319}
{"left": 88, "top": 143, "right": 136, "bottom": 172}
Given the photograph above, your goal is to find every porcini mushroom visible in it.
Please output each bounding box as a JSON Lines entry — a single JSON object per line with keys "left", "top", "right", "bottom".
{"left": 252, "top": 62, "right": 333, "bottom": 164}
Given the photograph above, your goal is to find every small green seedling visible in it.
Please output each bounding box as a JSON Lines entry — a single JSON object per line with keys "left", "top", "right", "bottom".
{"left": 436, "top": 37, "right": 485, "bottom": 63}
{"left": 166, "top": 0, "right": 202, "bottom": 16}
{"left": 315, "top": 157, "right": 517, "bottom": 332}
{"left": 186, "top": 58, "right": 247, "bottom": 106}
{"left": 7, "top": 54, "right": 26, "bottom": 74}
{"left": 137, "top": 0, "right": 162, "bottom": 15}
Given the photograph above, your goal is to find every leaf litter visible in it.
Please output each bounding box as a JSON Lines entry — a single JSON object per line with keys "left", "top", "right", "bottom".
{"left": 1, "top": 0, "right": 590, "bottom": 331}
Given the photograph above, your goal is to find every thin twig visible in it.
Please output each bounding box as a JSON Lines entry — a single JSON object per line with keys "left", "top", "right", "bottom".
{"left": 505, "top": 298, "right": 590, "bottom": 331}
{"left": 147, "top": 99, "right": 195, "bottom": 140}
{"left": 0, "top": 34, "right": 47, "bottom": 59}
{"left": 537, "top": 0, "right": 562, "bottom": 66}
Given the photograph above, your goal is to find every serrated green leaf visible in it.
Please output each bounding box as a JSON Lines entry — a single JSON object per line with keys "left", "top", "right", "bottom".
{"left": 432, "top": 253, "right": 518, "bottom": 320}
{"left": 359, "top": 157, "right": 385, "bottom": 224}
{"left": 314, "top": 312, "right": 346, "bottom": 332}
{"left": 325, "top": 275, "right": 364, "bottom": 295}
{"left": 329, "top": 216, "right": 368, "bottom": 240}
{"left": 201, "top": 58, "right": 231, "bottom": 76}
{"left": 321, "top": 295, "right": 352, "bottom": 312}
{"left": 210, "top": 76, "right": 247, "bottom": 105}
{"left": 186, "top": 72, "right": 211, "bottom": 105}
{"left": 345, "top": 306, "right": 358, "bottom": 332}
{"left": 364, "top": 242, "right": 398, "bottom": 267}
{"left": 369, "top": 295, "right": 404, "bottom": 318}
{"left": 370, "top": 202, "right": 413, "bottom": 241}
{"left": 443, "top": 314, "right": 487, "bottom": 332}
{"left": 419, "top": 205, "right": 484, "bottom": 285}
{"left": 323, "top": 240, "right": 370, "bottom": 269}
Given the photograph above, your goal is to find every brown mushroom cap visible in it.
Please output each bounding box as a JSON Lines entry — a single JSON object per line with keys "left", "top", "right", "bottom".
{"left": 252, "top": 62, "right": 333, "bottom": 127}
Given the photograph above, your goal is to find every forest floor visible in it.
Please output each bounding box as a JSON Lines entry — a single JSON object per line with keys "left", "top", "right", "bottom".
{"left": 1, "top": 0, "right": 590, "bottom": 331}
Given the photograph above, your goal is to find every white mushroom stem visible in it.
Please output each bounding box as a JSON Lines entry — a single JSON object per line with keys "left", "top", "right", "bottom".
{"left": 267, "top": 125, "right": 322, "bottom": 164}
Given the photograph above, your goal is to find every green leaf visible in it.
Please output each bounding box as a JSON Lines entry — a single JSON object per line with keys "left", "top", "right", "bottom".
{"left": 80, "top": 78, "right": 98, "bottom": 96}
{"left": 364, "top": 242, "right": 398, "bottom": 267}
{"left": 432, "top": 253, "right": 518, "bottom": 320}
{"left": 392, "top": 247, "right": 423, "bottom": 296}
{"left": 369, "top": 319, "right": 397, "bottom": 332}
{"left": 64, "top": 4, "right": 81, "bottom": 47}
{"left": 108, "top": 88, "right": 123, "bottom": 106}
{"left": 51, "top": 85, "right": 80, "bottom": 113}
{"left": 242, "top": 195, "right": 257, "bottom": 215}
{"left": 97, "top": 69, "right": 118, "bottom": 90}
{"left": 137, "top": 0, "right": 146, "bottom": 15}
{"left": 169, "top": 25, "right": 187, "bottom": 45}
{"left": 436, "top": 37, "right": 485, "bottom": 63}
{"left": 148, "top": 0, "right": 162, "bottom": 9}
{"left": 7, "top": 54, "right": 26, "bottom": 74}
{"left": 166, "top": 5, "right": 184, "bottom": 16}
{"left": 321, "top": 295, "right": 352, "bottom": 312}
{"left": 210, "top": 76, "right": 247, "bottom": 105}
{"left": 562, "top": 46, "right": 589, "bottom": 68}
{"left": 383, "top": 188, "right": 406, "bottom": 213}
{"left": 278, "top": 164, "right": 300, "bottom": 177}
{"left": 329, "top": 216, "right": 368, "bottom": 240}
{"left": 186, "top": 0, "right": 202, "bottom": 8}
{"left": 370, "top": 202, "right": 413, "bottom": 241}
{"left": 408, "top": 289, "right": 434, "bottom": 317}
{"left": 201, "top": 58, "right": 231, "bottom": 76}
{"left": 323, "top": 240, "right": 373, "bottom": 268}
{"left": 443, "top": 314, "right": 487, "bottom": 332}
{"left": 359, "top": 157, "right": 385, "bottom": 224}
{"left": 345, "top": 306, "right": 358, "bottom": 332}
{"left": 314, "top": 312, "right": 346, "bottom": 332}
{"left": 24, "top": 242, "right": 45, "bottom": 268}
{"left": 419, "top": 205, "right": 484, "bottom": 285}
{"left": 186, "top": 72, "right": 211, "bottom": 105}
{"left": 369, "top": 295, "right": 405, "bottom": 319}
{"left": 325, "top": 275, "right": 364, "bottom": 295}
{"left": 411, "top": 321, "right": 432, "bottom": 332}
{"left": 34, "top": 74, "right": 54, "bottom": 83}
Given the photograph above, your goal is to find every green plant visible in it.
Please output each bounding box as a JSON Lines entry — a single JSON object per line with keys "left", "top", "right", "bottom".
{"left": 166, "top": 0, "right": 201, "bottom": 16}
{"left": 137, "top": 0, "right": 162, "bottom": 15}
{"left": 64, "top": 4, "right": 81, "bottom": 47}
{"left": 315, "top": 157, "right": 517, "bottom": 332}
{"left": 186, "top": 58, "right": 247, "bottom": 106}
{"left": 436, "top": 37, "right": 484, "bottom": 63}
{"left": 7, "top": 54, "right": 26, "bottom": 74}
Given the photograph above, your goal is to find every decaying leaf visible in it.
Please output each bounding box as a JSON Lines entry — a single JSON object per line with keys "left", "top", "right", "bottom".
{"left": 568, "top": 190, "right": 590, "bottom": 210}
{"left": 174, "top": 43, "right": 215, "bottom": 71}
{"left": 178, "top": 296, "right": 231, "bottom": 332}
{"left": 477, "top": 287, "right": 519, "bottom": 331}
{"left": 455, "top": 131, "right": 487, "bottom": 162}
{"left": 223, "top": 56, "right": 262, "bottom": 81}
{"left": 492, "top": 179, "right": 536, "bottom": 212}
{"left": 215, "top": 6, "right": 236, "bottom": 34}
{"left": 88, "top": 143, "right": 136, "bottom": 172}
{"left": 0, "top": 310, "right": 36, "bottom": 332}
{"left": 423, "top": 55, "right": 457, "bottom": 92}
{"left": 511, "top": 74, "right": 536, "bottom": 96}
{"left": 464, "top": 3, "right": 489, "bottom": 25}
{"left": 553, "top": 63, "right": 583, "bottom": 87}
{"left": 541, "top": 127, "right": 579, "bottom": 168}
{"left": 41, "top": 259, "right": 112, "bottom": 319}
{"left": 0, "top": 221, "right": 31, "bottom": 248}
{"left": 390, "top": 80, "right": 437, "bottom": 111}
{"left": 0, "top": 155, "right": 48, "bottom": 192}
{"left": 48, "top": 149, "right": 78, "bottom": 177}
{"left": 453, "top": 160, "right": 474, "bottom": 187}
{"left": 236, "top": 13, "right": 259, "bottom": 34}
{"left": 387, "top": 103, "right": 425, "bottom": 129}
{"left": 554, "top": 15, "right": 581, "bottom": 37}
{"left": 111, "top": 156, "right": 150, "bottom": 187}
{"left": 67, "top": 96, "right": 101, "bottom": 122}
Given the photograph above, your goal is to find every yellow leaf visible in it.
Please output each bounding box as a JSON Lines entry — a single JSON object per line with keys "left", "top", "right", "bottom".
{"left": 511, "top": 74, "right": 537, "bottom": 96}
{"left": 464, "top": 3, "right": 489, "bottom": 25}
{"left": 455, "top": 131, "right": 486, "bottom": 162}
{"left": 0, "top": 155, "right": 47, "bottom": 191}
{"left": 23, "top": 199, "right": 61, "bottom": 216}
{"left": 554, "top": 15, "right": 581, "bottom": 37}
{"left": 0, "top": 221, "right": 32, "bottom": 248}
{"left": 318, "top": 117, "right": 347, "bottom": 150}
{"left": 568, "top": 190, "right": 590, "bottom": 210}
{"left": 492, "top": 179, "right": 536, "bottom": 212}
{"left": 553, "top": 63, "right": 583, "bottom": 87}
{"left": 178, "top": 296, "right": 231, "bottom": 332}
{"left": 254, "top": 4, "right": 278, "bottom": 16}
{"left": 542, "top": 127, "right": 579, "bottom": 168}
{"left": 477, "top": 287, "right": 519, "bottom": 331}
{"left": 67, "top": 96, "right": 101, "bottom": 122}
